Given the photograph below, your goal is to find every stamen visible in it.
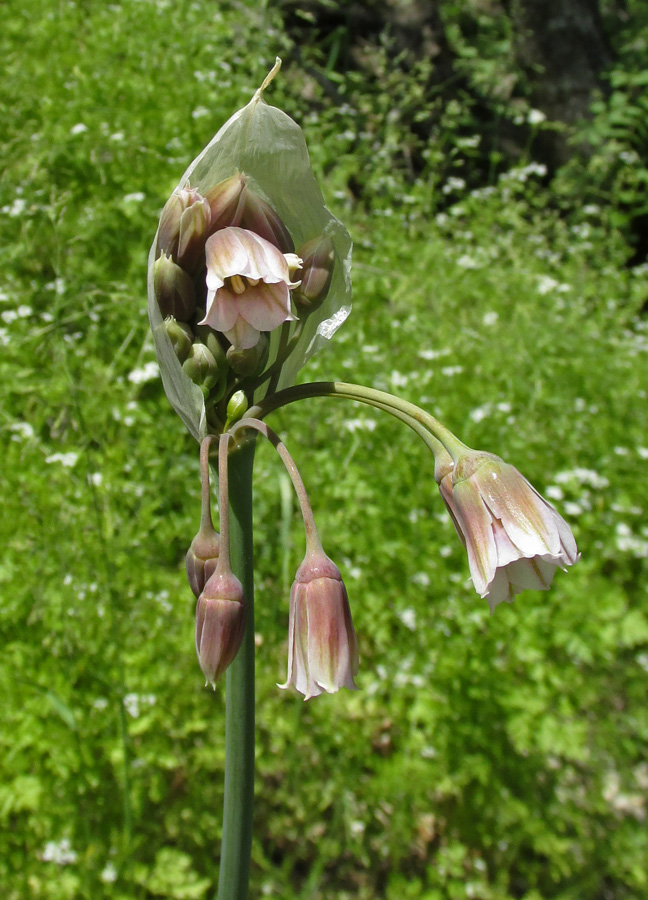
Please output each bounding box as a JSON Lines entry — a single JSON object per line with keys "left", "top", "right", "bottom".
{"left": 230, "top": 274, "right": 246, "bottom": 294}
{"left": 246, "top": 277, "right": 260, "bottom": 287}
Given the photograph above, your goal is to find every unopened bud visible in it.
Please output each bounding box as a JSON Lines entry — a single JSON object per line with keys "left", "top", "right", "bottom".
{"left": 195, "top": 569, "right": 246, "bottom": 686}
{"left": 156, "top": 187, "right": 212, "bottom": 272}
{"left": 226, "top": 333, "right": 268, "bottom": 377}
{"left": 226, "top": 390, "right": 248, "bottom": 425}
{"left": 154, "top": 252, "right": 196, "bottom": 321}
{"left": 204, "top": 173, "right": 246, "bottom": 230}
{"left": 293, "top": 235, "right": 335, "bottom": 312}
{"left": 238, "top": 183, "right": 294, "bottom": 253}
{"left": 164, "top": 317, "right": 193, "bottom": 364}
{"left": 194, "top": 323, "right": 228, "bottom": 368}
{"left": 186, "top": 524, "right": 220, "bottom": 598}
{"left": 182, "top": 342, "right": 220, "bottom": 395}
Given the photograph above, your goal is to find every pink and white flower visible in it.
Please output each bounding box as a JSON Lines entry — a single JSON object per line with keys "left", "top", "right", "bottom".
{"left": 436, "top": 449, "right": 578, "bottom": 612}
{"left": 200, "top": 226, "right": 301, "bottom": 350}
{"left": 280, "top": 548, "right": 359, "bottom": 700}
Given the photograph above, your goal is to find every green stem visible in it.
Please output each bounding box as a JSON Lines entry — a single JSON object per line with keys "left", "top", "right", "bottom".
{"left": 230, "top": 417, "right": 321, "bottom": 550}
{"left": 248, "top": 381, "right": 469, "bottom": 460}
{"left": 216, "top": 437, "right": 256, "bottom": 900}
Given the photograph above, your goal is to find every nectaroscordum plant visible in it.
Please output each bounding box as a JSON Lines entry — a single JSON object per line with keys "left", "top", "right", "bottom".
{"left": 147, "top": 59, "right": 578, "bottom": 900}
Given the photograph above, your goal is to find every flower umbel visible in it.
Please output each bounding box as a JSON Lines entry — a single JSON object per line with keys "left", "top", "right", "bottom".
{"left": 200, "top": 226, "right": 301, "bottom": 350}
{"left": 436, "top": 448, "right": 578, "bottom": 612}
{"left": 280, "top": 547, "right": 359, "bottom": 700}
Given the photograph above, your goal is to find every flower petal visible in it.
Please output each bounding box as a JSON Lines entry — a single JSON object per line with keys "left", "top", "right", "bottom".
{"left": 201, "top": 286, "right": 239, "bottom": 332}
{"left": 483, "top": 567, "right": 517, "bottom": 613}
{"left": 237, "top": 282, "right": 296, "bottom": 332}
{"left": 505, "top": 556, "right": 557, "bottom": 591}
{"left": 205, "top": 228, "right": 252, "bottom": 280}
{"left": 224, "top": 315, "right": 260, "bottom": 350}
{"left": 452, "top": 479, "right": 498, "bottom": 595}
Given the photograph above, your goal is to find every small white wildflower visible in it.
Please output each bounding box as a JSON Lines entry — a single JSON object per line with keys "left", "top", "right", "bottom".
{"left": 42, "top": 839, "right": 77, "bottom": 865}
{"left": 128, "top": 361, "right": 159, "bottom": 384}
{"left": 537, "top": 275, "right": 559, "bottom": 295}
{"left": 441, "top": 365, "right": 463, "bottom": 377}
{"left": 6, "top": 198, "right": 27, "bottom": 217}
{"left": 70, "top": 123, "right": 88, "bottom": 135}
{"left": 45, "top": 452, "right": 79, "bottom": 468}
{"left": 528, "top": 109, "right": 547, "bottom": 125}
{"left": 545, "top": 485, "right": 564, "bottom": 501}
{"left": 100, "top": 863, "right": 118, "bottom": 884}
{"left": 1, "top": 310, "right": 17, "bottom": 323}
{"left": 555, "top": 468, "right": 609, "bottom": 489}
{"left": 398, "top": 608, "right": 418, "bottom": 631}
{"left": 411, "top": 572, "right": 431, "bottom": 587}
{"left": 442, "top": 176, "right": 466, "bottom": 194}
{"left": 17, "top": 305, "right": 32, "bottom": 317}
{"left": 483, "top": 311, "right": 498, "bottom": 326}
{"left": 419, "top": 347, "right": 450, "bottom": 361}
{"left": 123, "top": 693, "right": 141, "bottom": 718}
{"left": 391, "top": 371, "right": 409, "bottom": 388}
{"left": 457, "top": 254, "right": 478, "bottom": 269}
{"left": 192, "top": 106, "right": 210, "bottom": 119}
{"left": 123, "top": 191, "right": 146, "bottom": 203}
{"left": 9, "top": 422, "right": 35, "bottom": 440}
{"left": 89, "top": 472, "right": 103, "bottom": 486}
{"left": 469, "top": 403, "right": 491, "bottom": 423}
{"left": 344, "top": 418, "right": 378, "bottom": 433}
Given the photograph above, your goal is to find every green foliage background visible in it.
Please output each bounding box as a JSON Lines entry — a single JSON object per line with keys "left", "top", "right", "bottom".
{"left": 1, "top": 1, "right": 647, "bottom": 898}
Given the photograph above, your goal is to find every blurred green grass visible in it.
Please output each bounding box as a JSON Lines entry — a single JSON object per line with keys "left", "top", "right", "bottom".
{"left": 1, "top": 1, "right": 648, "bottom": 898}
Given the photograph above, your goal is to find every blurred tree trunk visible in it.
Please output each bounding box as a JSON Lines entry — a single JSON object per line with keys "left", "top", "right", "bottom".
{"left": 506, "top": 0, "right": 614, "bottom": 164}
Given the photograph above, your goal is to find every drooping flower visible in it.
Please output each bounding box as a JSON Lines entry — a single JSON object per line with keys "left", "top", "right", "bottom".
{"left": 435, "top": 448, "right": 578, "bottom": 612}
{"left": 280, "top": 546, "right": 359, "bottom": 700}
{"left": 200, "top": 226, "right": 301, "bottom": 350}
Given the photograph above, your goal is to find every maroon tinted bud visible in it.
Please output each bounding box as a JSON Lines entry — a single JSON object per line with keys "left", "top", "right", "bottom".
{"left": 186, "top": 524, "right": 220, "bottom": 599}
{"left": 195, "top": 569, "right": 245, "bottom": 686}
{"left": 156, "top": 187, "right": 212, "bottom": 271}
{"left": 293, "top": 234, "right": 335, "bottom": 312}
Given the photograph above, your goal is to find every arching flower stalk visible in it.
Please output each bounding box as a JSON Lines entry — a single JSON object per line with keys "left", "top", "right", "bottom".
{"left": 229, "top": 417, "right": 358, "bottom": 699}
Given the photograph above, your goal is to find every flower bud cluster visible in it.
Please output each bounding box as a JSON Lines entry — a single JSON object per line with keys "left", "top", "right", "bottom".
{"left": 154, "top": 173, "right": 336, "bottom": 429}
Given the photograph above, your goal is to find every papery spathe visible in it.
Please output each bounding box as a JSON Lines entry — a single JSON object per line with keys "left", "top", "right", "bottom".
{"left": 200, "top": 226, "right": 301, "bottom": 350}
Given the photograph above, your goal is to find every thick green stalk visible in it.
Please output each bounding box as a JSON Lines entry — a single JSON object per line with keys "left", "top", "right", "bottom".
{"left": 216, "top": 437, "right": 256, "bottom": 900}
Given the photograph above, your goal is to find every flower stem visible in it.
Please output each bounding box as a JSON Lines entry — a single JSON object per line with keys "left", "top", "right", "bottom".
{"left": 200, "top": 436, "right": 217, "bottom": 532}
{"left": 216, "top": 437, "right": 256, "bottom": 900}
{"left": 248, "top": 381, "right": 469, "bottom": 459}
{"left": 230, "top": 417, "right": 321, "bottom": 551}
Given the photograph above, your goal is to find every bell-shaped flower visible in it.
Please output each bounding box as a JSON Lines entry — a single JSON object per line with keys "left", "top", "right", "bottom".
{"left": 200, "top": 226, "right": 301, "bottom": 350}
{"left": 436, "top": 448, "right": 578, "bottom": 612}
{"left": 279, "top": 547, "right": 358, "bottom": 700}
